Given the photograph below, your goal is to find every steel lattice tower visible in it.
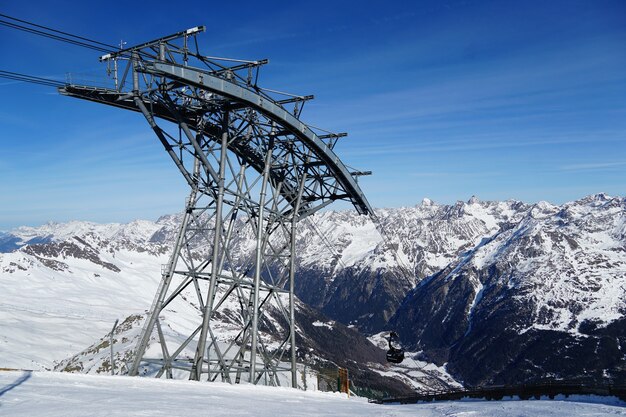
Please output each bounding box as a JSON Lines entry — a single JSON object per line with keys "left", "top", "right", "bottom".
{"left": 60, "top": 26, "right": 374, "bottom": 386}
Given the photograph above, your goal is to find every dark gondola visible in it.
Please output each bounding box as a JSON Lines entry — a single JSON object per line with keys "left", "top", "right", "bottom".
{"left": 386, "top": 331, "right": 405, "bottom": 364}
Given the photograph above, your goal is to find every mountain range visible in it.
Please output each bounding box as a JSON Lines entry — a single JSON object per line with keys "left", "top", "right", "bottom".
{"left": 1, "top": 193, "right": 623, "bottom": 392}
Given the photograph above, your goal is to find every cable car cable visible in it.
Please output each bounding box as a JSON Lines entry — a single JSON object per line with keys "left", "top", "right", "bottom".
{"left": 0, "top": 13, "right": 118, "bottom": 50}
{"left": 0, "top": 19, "right": 113, "bottom": 53}
{"left": 0, "top": 70, "right": 64, "bottom": 87}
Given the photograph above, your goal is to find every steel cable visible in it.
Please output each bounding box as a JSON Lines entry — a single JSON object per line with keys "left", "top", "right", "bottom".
{"left": 0, "top": 70, "right": 64, "bottom": 87}
{"left": 0, "top": 13, "right": 117, "bottom": 52}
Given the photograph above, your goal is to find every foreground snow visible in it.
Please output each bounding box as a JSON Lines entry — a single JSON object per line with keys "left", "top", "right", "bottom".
{"left": 0, "top": 371, "right": 624, "bottom": 417}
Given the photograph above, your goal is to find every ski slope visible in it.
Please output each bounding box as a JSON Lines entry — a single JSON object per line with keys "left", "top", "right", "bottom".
{"left": 0, "top": 371, "right": 624, "bottom": 417}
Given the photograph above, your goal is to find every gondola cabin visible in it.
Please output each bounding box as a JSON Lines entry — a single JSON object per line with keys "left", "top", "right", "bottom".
{"left": 386, "top": 347, "right": 405, "bottom": 364}
{"left": 386, "top": 331, "right": 405, "bottom": 364}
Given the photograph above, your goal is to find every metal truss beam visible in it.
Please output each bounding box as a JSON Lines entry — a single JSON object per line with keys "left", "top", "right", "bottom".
{"left": 59, "top": 27, "right": 373, "bottom": 388}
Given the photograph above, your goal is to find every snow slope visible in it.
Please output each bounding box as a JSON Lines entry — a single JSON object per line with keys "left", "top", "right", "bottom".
{"left": 0, "top": 242, "right": 167, "bottom": 370}
{"left": 0, "top": 371, "right": 624, "bottom": 417}
{"left": 0, "top": 217, "right": 423, "bottom": 394}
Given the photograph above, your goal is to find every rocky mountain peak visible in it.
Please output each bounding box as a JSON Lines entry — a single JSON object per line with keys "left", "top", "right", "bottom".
{"left": 388, "top": 193, "right": 626, "bottom": 386}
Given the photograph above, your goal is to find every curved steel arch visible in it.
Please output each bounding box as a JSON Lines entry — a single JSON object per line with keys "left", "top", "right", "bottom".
{"left": 142, "top": 61, "right": 372, "bottom": 216}
{"left": 61, "top": 71, "right": 372, "bottom": 218}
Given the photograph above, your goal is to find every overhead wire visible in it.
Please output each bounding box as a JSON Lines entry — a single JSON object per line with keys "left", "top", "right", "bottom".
{"left": 0, "top": 12, "right": 186, "bottom": 79}
{"left": 0, "top": 13, "right": 159, "bottom": 63}
{"left": 0, "top": 20, "right": 113, "bottom": 54}
{"left": 0, "top": 13, "right": 117, "bottom": 53}
{"left": 0, "top": 13, "right": 122, "bottom": 89}
{"left": 0, "top": 70, "right": 64, "bottom": 87}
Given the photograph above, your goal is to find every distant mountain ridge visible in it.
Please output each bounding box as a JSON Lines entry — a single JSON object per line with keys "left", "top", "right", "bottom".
{"left": 1, "top": 193, "right": 624, "bottom": 388}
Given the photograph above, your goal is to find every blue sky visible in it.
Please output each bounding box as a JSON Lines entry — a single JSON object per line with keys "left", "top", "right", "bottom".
{"left": 1, "top": 0, "right": 625, "bottom": 229}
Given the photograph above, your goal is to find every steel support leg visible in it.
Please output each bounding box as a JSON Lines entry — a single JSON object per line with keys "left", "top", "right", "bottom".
{"left": 249, "top": 136, "right": 274, "bottom": 383}
{"left": 192, "top": 112, "right": 229, "bottom": 381}
{"left": 288, "top": 170, "right": 307, "bottom": 387}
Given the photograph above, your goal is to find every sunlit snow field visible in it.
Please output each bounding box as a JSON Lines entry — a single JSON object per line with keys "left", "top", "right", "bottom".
{"left": 0, "top": 371, "right": 624, "bottom": 417}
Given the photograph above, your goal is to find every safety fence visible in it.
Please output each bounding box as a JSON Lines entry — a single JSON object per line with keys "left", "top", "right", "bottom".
{"left": 370, "top": 381, "right": 626, "bottom": 404}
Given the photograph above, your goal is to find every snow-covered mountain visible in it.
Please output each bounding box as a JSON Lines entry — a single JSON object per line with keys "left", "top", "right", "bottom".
{"left": 389, "top": 193, "right": 626, "bottom": 386}
{"left": 293, "top": 197, "right": 529, "bottom": 332}
{"left": 0, "top": 221, "right": 170, "bottom": 372}
{"left": 1, "top": 193, "right": 623, "bottom": 390}
{"left": 0, "top": 216, "right": 444, "bottom": 395}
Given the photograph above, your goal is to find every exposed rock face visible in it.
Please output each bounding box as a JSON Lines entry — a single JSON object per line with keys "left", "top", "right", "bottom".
{"left": 389, "top": 194, "right": 626, "bottom": 386}
{"left": 291, "top": 199, "right": 530, "bottom": 333}
{"left": 23, "top": 238, "right": 120, "bottom": 272}
{"left": 294, "top": 302, "right": 414, "bottom": 395}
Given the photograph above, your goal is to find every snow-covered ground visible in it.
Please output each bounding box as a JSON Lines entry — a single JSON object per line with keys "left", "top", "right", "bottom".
{"left": 0, "top": 371, "right": 624, "bottom": 417}
{"left": 0, "top": 246, "right": 166, "bottom": 370}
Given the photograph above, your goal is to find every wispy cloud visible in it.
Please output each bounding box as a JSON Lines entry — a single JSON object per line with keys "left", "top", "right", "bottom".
{"left": 409, "top": 170, "right": 504, "bottom": 178}
{"left": 559, "top": 161, "right": 626, "bottom": 171}
{"left": 341, "top": 133, "right": 625, "bottom": 157}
